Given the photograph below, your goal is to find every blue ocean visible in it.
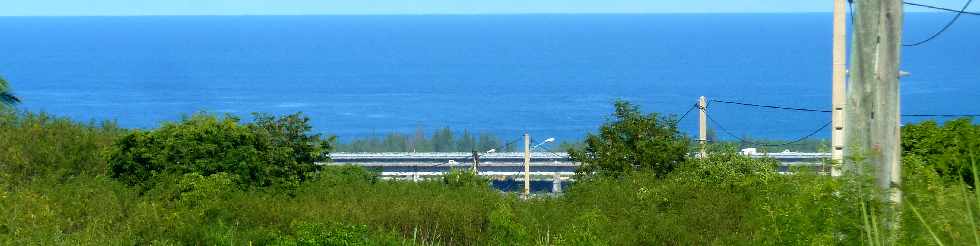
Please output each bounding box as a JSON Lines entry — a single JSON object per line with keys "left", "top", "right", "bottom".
{"left": 0, "top": 14, "right": 977, "bottom": 141}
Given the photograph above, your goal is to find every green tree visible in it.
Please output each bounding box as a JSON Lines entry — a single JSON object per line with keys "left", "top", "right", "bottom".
{"left": 383, "top": 133, "right": 409, "bottom": 152}
{"left": 478, "top": 133, "right": 500, "bottom": 152}
{"left": 432, "top": 127, "right": 455, "bottom": 152}
{"left": 107, "top": 112, "right": 330, "bottom": 188}
{"left": 902, "top": 118, "right": 980, "bottom": 184}
{"left": 0, "top": 111, "right": 123, "bottom": 184}
{"left": 456, "top": 129, "right": 476, "bottom": 152}
{"left": 569, "top": 100, "right": 690, "bottom": 178}
{"left": 0, "top": 76, "right": 21, "bottom": 107}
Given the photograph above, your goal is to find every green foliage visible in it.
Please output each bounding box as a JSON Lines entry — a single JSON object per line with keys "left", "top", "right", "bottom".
{"left": 2, "top": 140, "right": 978, "bottom": 245}
{"left": 312, "top": 165, "right": 379, "bottom": 186}
{"left": 672, "top": 152, "right": 779, "bottom": 187}
{"left": 569, "top": 100, "right": 690, "bottom": 178}
{"left": 6, "top": 108, "right": 980, "bottom": 245}
{"left": 0, "top": 110, "right": 124, "bottom": 184}
{"left": 335, "top": 127, "right": 511, "bottom": 153}
{"left": 107, "top": 112, "right": 330, "bottom": 188}
{"left": 898, "top": 155, "right": 980, "bottom": 245}
{"left": 902, "top": 118, "right": 980, "bottom": 184}
{"left": 549, "top": 209, "right": 609, "bottom": 246}
{"left": 174, "top": 172, "right": 238, "bottom": 209}
{"left": 0, "top": 75, "right": 20, "bottom": 107}
{"left": 455, "top": 129, "right": 476, "bottom": 152}
{"left": 276, "top": 222, "right": 401, "bottom": 245}
{"left": 441, "top": 168, "right": 488, "bottom": 188}
{"left": 488, "top": 202, "right": 529, "bottom": 245}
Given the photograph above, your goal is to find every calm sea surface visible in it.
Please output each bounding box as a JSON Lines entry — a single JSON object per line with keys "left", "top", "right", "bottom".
{"left": 0, "top": 14, "right": 977, "bottom": 141}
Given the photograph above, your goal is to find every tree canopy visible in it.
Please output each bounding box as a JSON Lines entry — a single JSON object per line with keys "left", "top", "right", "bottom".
{"left": 107, "top": 112, "right": 331, "bottom": 188}
{"left": 569, "top": 100, "right": 690, "bottom": 178}
{"left": 902, "top": 117, "right": 980, "bottom": 184}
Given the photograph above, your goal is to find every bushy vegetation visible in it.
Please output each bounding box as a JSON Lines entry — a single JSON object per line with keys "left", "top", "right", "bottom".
{"left": 2, "top": 99, "right": 980, "bottom": 244}
{"left": 903, "top": 118, "right": 980, "bottom": 184}
{"left": 107, "top": 113, "right": 331, "bottom": 189}
{"left": 569, "top": 100, "right": 690, "bottom": 178}
{"left": 0, "top": 109, "right": 125, "bottom": 185}
{"left": 335, "top": 127, "right": 518, "bottom": 153}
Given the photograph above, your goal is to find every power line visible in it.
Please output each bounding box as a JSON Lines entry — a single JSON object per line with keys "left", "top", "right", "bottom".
{"left": 703, "top": 112, "right": 751, "bottom": 144}
{"left": 677, "top": 103, "right": 699, "bottom": 122}
{"left": 711, "top": 99, "right": 980, "bottom": 118}
{"left": 905, "top": 1, "right": 980, "bottom": 15}
{"left": 535, "top": 145, "right": 567, "bottom": 159}
{"left": 710, "top": 99, "right": 831, "bottom": 113}
{"left": 904, "top": 0, "right": 974, "bottom": 46}
{"left": 704, "top": 112, "right": 831, "bottom": 147}
{"left": 903, "top": 114, "right": 980, "bottom": 117}
{"left": 766, "top": 121, "right": 832, "bottom": 147}
{"left": 498, "top": 136, "right": 523, "bottom": 152}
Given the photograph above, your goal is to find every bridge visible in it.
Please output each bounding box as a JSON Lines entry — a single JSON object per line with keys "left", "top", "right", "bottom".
{"left": 325, "top": 151, "right": 831, "bottom": 179}
{"left": 326, "top": 152, "right": 576, "bottom": 180}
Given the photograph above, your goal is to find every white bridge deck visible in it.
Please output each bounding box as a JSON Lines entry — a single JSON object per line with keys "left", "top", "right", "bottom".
{"left": 324, "top": 152, "right": 831, "bottom": 178}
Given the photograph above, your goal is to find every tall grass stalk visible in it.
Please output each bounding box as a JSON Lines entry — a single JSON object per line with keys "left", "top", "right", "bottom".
{"left": 971, "top": 151, "right": 979, "bottom": 212}
{"left": 971, "top": 152, "right": 980, "bottom": 245}
{"left": 905, "top": 197, "right": 944, "bottom": 246}
{"left": 957, "top": 177, "right": 979, "bottom": 246}
{"left": 870, "top": 205, "right": 882, "bottom": 246}
{"left": 861, "top": 200, "right": 876, "bottom": 246}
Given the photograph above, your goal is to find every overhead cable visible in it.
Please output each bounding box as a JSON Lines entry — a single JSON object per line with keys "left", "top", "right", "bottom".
{"left": 904, "top": 0, "right": 974, "bottom": 46}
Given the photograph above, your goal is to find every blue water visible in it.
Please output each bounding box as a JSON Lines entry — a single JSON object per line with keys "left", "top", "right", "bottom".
{"left": 0, "top": 14, "right": 977, "bottom": 141}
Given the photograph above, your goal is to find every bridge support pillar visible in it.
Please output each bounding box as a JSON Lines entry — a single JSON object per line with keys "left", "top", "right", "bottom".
{"left": 552, "top": 173, "right": 562, "bottom": 193}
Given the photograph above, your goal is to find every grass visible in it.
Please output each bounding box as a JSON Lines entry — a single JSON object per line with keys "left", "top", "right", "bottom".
{"left": 3, "top": 153, "right": 980, "bottom": 245}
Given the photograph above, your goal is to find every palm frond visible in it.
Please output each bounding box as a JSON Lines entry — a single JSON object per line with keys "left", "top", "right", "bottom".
{"left": 0, "top": 75, "right": 20, "bottom": 106}
{"left": 1, "top": 93, "right": 20, "bottom": 105}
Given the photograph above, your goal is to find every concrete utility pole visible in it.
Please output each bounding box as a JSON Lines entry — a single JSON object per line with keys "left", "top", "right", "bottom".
{"left": 845, "top": 0, "right": 903, "bottom": 204}
{"left": 698, "top": 96, "right": 708, "bottom": 158}
{"left": 523, "top": 133, "right": 531, "bottom": 199}
{"left": 831, "top": 0, "right": 848, "bottom": 177}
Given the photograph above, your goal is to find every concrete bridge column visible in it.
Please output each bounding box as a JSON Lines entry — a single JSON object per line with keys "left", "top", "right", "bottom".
{"left": 552, "top": 172, "right": 562, "bottom": 193}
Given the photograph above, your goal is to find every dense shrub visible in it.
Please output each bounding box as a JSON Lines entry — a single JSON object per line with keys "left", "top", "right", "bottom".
{"left": 441, "top": 168, "right": 489, "bottom": 188}
{"left": 533, "top": 154, "right": 848, "bottom": 245}
{"left": 902, "top": 118, "right": 980, "bottom": 184}
{"left": 672, "top": 152, "right": 780, "bottom": 187}
{"left": 0, "top": 176, "right": 140, "bottom": 244}
{"left": 487, "top": 202, "right": 529, "bottom": 245}
{"left": 5, "top": 107, "right": 980, "bottom": 245}
{"left": 0, "top": 110, "right": 124, "bottom": 184}
{"left": 278, "top": 222, "right": 403, "bottom": 245}
{"left": 335, "top": 127, "right": 512, "bottom": 153}
{"left": 312, "top": 164, "right": 380, "bottom": 186}
{"left": 1, "top": 141, "right": 976, "bottom": 245}
{"left": 106, "top": 112, "right": 331, "bottom": 188}
{"left": 569, "top": 100, "right": 690, "bottom": 178}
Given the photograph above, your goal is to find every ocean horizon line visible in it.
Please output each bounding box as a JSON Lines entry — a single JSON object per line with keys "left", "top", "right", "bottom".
{"left": 0, "top": 11, "right": 953, "bottom": 18}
